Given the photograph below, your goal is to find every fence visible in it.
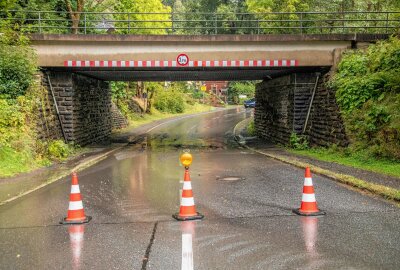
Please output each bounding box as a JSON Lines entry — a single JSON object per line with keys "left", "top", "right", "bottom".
{"left": 1, "top": 11, "right": 399, "bottom": 35}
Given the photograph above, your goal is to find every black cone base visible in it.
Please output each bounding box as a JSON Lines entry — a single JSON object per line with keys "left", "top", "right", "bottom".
{"left": 293, "top": 209, "right": 326, "bottom": 216}
{"left": 173, "top": 212, "right": 204, "bottom": 221}
{"left": 60, "top": 216, "right": 92, "bottom": 225}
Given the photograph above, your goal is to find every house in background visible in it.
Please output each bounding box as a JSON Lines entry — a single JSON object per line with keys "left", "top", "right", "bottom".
{"left": 204, "top": 81, "right": 228, "bottom": 97}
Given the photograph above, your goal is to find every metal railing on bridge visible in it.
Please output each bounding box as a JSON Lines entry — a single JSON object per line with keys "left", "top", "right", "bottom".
{"left": 1, "top": 10, "right": 399, "bottom": 35}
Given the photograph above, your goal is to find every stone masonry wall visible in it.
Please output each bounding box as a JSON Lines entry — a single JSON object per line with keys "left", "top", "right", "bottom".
{"left": 43, "top": 72, "right": 74, "bottom": 142}
{"left": 37, "top": 71, "right": 112, "bottom": 146}
{"left": 36, "top": 74, "right": 63, "bottom": 141}
{"left": 254, "top": 75, "right": 294, "bottom": 145}
{"left": 255, "top": 72, "right": 348, "bottom": 147}
{"left": 111, "top": 102, "right": 128, "bottom": 129}
{"left": 72, "top": 74, "right": 112, "bottom": 145}
{"left": 307, "top": 75, "right": 348, "bottom": 147}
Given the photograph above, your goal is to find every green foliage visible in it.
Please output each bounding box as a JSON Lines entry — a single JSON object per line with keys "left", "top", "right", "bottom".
{"left": 331, "top": 37, "right": 400, "bottom": 160}
{"left": 0, "top": 32, "right": 37, "bottom": 99}
{"left": 0, "top": 0, "right": 17, "bottom": 10}
{"left": 111, "top": 81, "right": 130, "bottom": 101}
{"left": 289, "top": 133, "right": 309, "bottom": 150}
{"left": 154, "top": 90, "right": 185, "bottom": 113}
{"left": 247, "top": 120, "right": 256, "bottom": 136}
{"left": 47, "top": 139, "right": 74, "bottom": 160}
{"left": 228, "top": 81, "right": 256, "bottom": 104}
{"left": 0, "top": 145, "right": 36, "bottom": 177}
{"left": 246, "top": 0, "right": 309, "bottom": 13}
{"left": 0, "top": 99, "right": 27, "bottom": 147}
{"left": 289, "top": 146, "right": 400, "bottom": 178}
{"left": 114, "top": 0, "right": 171, "bottom": 34}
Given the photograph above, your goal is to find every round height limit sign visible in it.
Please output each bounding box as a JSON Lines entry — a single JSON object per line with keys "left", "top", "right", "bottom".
{"left": 177, "top": 54, "right": 189, "bottom": 66}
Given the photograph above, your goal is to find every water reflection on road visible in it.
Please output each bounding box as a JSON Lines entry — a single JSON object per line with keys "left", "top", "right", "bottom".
{"left": 68, "top": 225, "right": 85, "bottom": 270}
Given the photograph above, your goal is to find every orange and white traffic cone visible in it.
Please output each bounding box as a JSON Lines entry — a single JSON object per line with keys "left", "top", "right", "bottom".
{"left": 293, "top": 167, "right": 326, "bottom": 216}
{"left": 173, "top": 168, "right": 204, "bottom": 221}
{"left": 61, "top": 172, "right": 92, "bottom": 224}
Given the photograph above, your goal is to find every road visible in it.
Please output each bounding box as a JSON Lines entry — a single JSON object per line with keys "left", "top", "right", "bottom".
{"left": 0, "top": 108, "right": 399, "bottom": 270}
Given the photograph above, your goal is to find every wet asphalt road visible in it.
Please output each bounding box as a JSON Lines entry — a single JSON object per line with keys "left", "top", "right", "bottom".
{"left": 0, "top": 108, "right": 399, "bottom": 270}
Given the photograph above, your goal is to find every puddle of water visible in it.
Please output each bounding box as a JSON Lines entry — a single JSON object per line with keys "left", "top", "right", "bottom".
{"left": 216, "top": 176, "right": 244, "bottom": 182}
{"left": 145, "top": 134, "right": 225, "bottom": 152}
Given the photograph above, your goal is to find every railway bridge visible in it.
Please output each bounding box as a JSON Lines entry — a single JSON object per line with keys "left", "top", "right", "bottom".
{"left": 12, "top": 10, "right": 397, "bottom": 145}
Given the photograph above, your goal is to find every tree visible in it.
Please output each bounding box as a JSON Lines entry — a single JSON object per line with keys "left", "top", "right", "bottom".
{"left": 64, "top": 0, "right": 84, "bottom": 34}
{"left": 228, "top": 81, "right": 256, "bottom": 104}
{"left": 0, "top": 0, "right": 17, "bottom": 11}
{"left": 114, "top": 0, "right": 171, "bottom": 34}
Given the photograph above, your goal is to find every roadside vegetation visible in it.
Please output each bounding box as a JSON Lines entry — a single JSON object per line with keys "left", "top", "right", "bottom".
{"left": 288, "top": 37, "right": 400, "bottom": 178}
{"left": 111, "top": 81, "right": 215, "bottom": 130}
{"left": 228, "top": 81, "right": 256, "bottom": 104}
{"left": 0, "top": 27, "right": 78, "bottom": 177}
{"left": 247, "top": 120, "right": 256, "bottom": 136}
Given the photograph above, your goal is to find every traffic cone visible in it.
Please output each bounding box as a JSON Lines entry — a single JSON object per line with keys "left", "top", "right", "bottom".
{"left": 293, "top": 167, "right": 326, "bottom": 216}
{"left": 61, "top": 172, "right": 92, "bottom": 224}
{"left": 173, "top": 168, "right": 204, "bottom": 221}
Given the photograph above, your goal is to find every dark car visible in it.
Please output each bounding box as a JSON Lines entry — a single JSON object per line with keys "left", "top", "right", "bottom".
{"left": 244, "top": 98, "right": 255, "bottom": 108}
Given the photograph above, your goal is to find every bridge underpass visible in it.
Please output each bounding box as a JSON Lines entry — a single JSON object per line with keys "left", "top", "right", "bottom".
{"left": 34, "top": 34, "right": 388, "bottom": 146}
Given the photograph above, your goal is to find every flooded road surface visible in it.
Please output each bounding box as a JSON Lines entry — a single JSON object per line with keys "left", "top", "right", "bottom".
{"left": 1, "top": 108, "right": 399, "bottom": 269}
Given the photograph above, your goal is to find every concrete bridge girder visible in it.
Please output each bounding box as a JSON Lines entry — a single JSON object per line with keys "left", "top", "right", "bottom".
{"left": 30, "top": 34, "right": 382, "bottom": 81}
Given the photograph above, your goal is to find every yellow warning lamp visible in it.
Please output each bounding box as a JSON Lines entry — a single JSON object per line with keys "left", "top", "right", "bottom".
{"left": 180, "top": 150, "right": 193, "bottom": 168}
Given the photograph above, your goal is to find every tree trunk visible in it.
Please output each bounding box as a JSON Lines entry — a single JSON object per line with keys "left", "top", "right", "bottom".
{"left": 65, "top": 0, "right": 84, "bottom": 34}
{"left": 71, "top": 16, "right": 80, "bottom": 34}
{"left": 147, "top": 89, "right": 154, "bottom": 113}
{"left": 137, "top": 81, "right": 144, "bottom": 98}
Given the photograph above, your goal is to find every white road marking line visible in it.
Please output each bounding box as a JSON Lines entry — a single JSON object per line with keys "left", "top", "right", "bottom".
{"left": 181, "top": 233, "right": 193, "bottom": 270}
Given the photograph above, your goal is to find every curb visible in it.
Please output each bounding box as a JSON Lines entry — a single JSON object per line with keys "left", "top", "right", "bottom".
{"left": 233, "top": 118, "right": 400, "bottom": 203}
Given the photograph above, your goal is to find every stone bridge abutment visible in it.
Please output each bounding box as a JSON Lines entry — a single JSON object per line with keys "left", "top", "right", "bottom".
{"left": 38, "top": 71, "right": 113, "bottom": 145}
{"left": 254, "top": 72, "right": 348, "bottom": 147}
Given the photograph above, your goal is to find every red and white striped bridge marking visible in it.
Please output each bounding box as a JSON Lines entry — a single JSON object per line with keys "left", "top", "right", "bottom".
{"left": 64, "top": 59, "right": 298, "bottom": 68}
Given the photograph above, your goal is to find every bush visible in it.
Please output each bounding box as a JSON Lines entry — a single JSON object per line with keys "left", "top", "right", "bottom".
{"left": 332, "top": 37, "right": 400, "bottom": 114}
{"left": 0, "top": 44, "right": 37, "bottom": 99}
{"left": 331, "top": 37, "right": 400, "bottom": 160}
{"left": 47, "top": 140, "right": 74, "bottom": 160}
{"left": 247, "top": 120, "right": 256, "bottom": 136}
{"left": 289, "top": 133, "right": 309, "bottom": 150}
{"left": 0, "top": 99, "right": 27, "bottom": 147}
{"left": 154, "top": 90, "right": 185, "bottom": 113}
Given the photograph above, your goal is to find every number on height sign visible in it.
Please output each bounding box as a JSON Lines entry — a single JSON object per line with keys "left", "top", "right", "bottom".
{"left": 177, "top": 54, "right": 189, "bottom": 66}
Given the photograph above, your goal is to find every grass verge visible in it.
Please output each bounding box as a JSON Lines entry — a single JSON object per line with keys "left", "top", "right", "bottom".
{"left": 236, "top": 119, "right": 400, "bottom": 203}
{"left": 252, "top": 149, "right": 400, "bottom": 202}
{"left": 0, "top": 146, "right": 49, "bottom": 177}
{"left": 288, "top": 148, "right": 400, "bottom": 178}
{"left": 0, "top": 143, "right": 85, "bottom": 178}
